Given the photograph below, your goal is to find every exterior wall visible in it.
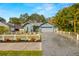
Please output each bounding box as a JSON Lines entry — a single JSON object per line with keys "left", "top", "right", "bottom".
{"left": 10, "top": 27, "right": 15, "bottom": 32}
{"left": 23, "top": 24, "right": 33, "bottom": 32}
{"left": 23, "top": 23, "right": 42, "bottom": 32}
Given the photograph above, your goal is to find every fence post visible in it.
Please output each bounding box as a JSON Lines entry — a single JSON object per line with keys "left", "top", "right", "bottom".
{"left": 56, "top": 30, "right": 58, "bottom": 33}
{"left": 2, "top": 35, "right": 4, "bottom": 41}
{"left": 14, "top": 35, "right": 16, "bottom": 40}
{"left": 77, "top": 34, "right": 79, "bottom": 40}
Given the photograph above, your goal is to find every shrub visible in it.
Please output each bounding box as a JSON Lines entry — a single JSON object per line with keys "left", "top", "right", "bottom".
{"left": 4, "top": 38, "right": 11, "bottom": 42}
{"left": 0, "top": 26, "right": 9, "bottom": 34}
{"left": 16, "top": 38, "right": 21, "bottom": 42}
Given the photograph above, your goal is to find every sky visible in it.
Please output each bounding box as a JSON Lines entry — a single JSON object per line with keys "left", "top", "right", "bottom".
{"left": 0, "top": 3, "right": 73, "bottom": 21}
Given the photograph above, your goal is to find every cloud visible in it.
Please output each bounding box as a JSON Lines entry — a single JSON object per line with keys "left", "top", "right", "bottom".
{"left": 32, "top": 3, "right": 73, "bottom": 18}
{"left": 0, "top": 3, "right": 73, "bottom": 21}
{"left": 32, "top": 4, "right": 57, "bottom": 17}
{"left": 35, "top": 4, "right": 53, "bottom": 11}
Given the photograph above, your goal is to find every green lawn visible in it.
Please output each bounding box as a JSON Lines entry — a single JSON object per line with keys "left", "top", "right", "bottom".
{"left": 0, "top": 50, "right": 42, "bottom": 56}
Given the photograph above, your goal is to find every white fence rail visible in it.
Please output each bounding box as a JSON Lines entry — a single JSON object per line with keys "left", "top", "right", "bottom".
{"left": 56, "top": 30, "right": 79, "bottom": 40}
{"left": 0, "top": 32, "right": 41, "bottom": 41}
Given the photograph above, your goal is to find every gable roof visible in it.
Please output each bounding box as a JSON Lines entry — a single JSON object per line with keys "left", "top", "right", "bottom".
{"left": 8, "top": 23, "right": 22, "bottom": 29}
{"left": 3, "top": 21, "right": 50, "bottom": 29}
{"left": 32, "top": 23, "right": 43, "bottom": 26}
{"left": 22, "top": 22, "right": 43, "bottom": 27}
{"left": 0, "top": 22, "right": 9, "bottom": 27}
{"left": 7, "top": 23, "right": 15, "bottom": 27}
{"left": 40, "top": 23, "right": 53, "bottom": 27}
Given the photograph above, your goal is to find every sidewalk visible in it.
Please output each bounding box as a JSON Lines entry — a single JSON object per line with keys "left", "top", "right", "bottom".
{"left": 0, "top": 42, "right": 42, "bottom": 51}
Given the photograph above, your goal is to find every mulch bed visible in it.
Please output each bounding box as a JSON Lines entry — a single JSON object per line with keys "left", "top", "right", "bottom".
{"left": 0, "top": 40, "right": 41, "bottom": 43}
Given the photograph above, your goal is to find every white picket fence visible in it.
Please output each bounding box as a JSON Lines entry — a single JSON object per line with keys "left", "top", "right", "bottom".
{"left": 0, "top": 32, "right": 41, "bottom": 41}
{"left": 56, "top": 30, "right": 79, "bottom": 40}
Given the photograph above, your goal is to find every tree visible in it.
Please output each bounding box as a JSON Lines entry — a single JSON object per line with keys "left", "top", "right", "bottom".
{"left": 19, "top": 13, "right": 46, "bottom": 23}
{"left": 9, "top": 17, "right": 22, "bottom": 25}
{"left": 50, "top": 3, "right": 79, "bottom": 32}
{"left": 40, "top": 15, "right": 46, "bottom": 23}
{"left": 33, "top": 25, "right": 39, "bottom": 32}
{"left": 28, "top": 13, "right": 46, "bottom": 23}
{"left": 0, "top": 26, "right": 9, "bottom": 34}
{"left": 0, "top": 17, "right": 6, "bottom": 22}
{"left": 19, "top": 13, "right": 29, "bottom": 23}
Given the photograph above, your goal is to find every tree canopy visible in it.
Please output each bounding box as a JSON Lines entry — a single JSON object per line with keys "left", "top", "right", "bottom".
{"left": 8, "top": 13, "right": 47, "bottom": 25}
{"left": 27, "top": 13, "right": 46, "bottom": 23}
{"left": 0, "top": 17, "right": 6, "bottom": 22}
{"left": 49, "top": 3, "right": 79, "bottom": 32}
{"left": 0, "top": 26, "right": 9, "bottom": 34}
{"left": 19, "top": 13, "right": 29, "bottom": 23}
{"left": 9, "top": 17, "right": 22, "bottom": 25}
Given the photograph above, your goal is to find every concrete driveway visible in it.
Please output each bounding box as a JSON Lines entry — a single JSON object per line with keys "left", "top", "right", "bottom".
{"left": 42, "top": 32, "right": 79, "bottom": 56}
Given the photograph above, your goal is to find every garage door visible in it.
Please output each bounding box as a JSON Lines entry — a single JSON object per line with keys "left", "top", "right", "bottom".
{"left": 41, "top": 28, "right": 53, "bottom": 32}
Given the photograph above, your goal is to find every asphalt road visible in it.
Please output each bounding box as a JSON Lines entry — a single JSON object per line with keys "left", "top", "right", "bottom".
{"left": 42, "top": 32, "right": 79, "bottom": 56}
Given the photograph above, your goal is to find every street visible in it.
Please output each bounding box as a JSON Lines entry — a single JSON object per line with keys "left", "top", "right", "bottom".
{"left": 42, "top": 32, "right": 79, "bottom": 56}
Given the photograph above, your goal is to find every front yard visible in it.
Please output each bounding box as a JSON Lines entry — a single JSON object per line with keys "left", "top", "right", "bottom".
{"left": 0, "top": 32, "right": 42, "bottom": 56}
{"left": 0, "top": 50, "right": 42, "bottom": 56}
{"left": 0, "top": 42, "right": 42, "bottom": 56}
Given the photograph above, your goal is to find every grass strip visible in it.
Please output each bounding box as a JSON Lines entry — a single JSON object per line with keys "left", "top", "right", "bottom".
{"left": 0, "top": 50, "right": 42, "bottom": 56}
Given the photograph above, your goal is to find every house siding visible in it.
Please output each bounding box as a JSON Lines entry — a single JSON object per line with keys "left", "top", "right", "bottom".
{"left": 23, "top": 23, "right": 43, "bottom": 32}
{"left": 23, "top": 24, "right": 33, "bottom": 32}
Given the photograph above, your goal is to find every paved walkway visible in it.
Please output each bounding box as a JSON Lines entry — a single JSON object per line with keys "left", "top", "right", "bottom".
{"left": 42, "top": 32, "right": 79, "bottom": 56}
{"left": 0, "top": 42, "right": 42, "bottom": 51}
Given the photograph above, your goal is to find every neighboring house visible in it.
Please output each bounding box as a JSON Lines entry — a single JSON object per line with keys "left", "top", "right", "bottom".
{"left": 7, "top": 23, "right": 15, "bottom": 32}
{"left": 7, "top": 23, "right": 22, "bottom": 32}
{"left": 40, "top": 23, "right": 57, "bottom": 32}
{"left": 0, "top": 22, "right": 9, "bottom": 28}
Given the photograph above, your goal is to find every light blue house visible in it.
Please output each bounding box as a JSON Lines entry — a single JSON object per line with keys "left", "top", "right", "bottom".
{"left": 22, "top": 22, "right": 57, "bottom": 32}
{"left": 22, "top": 22, "right": 43, "bottom": 32}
